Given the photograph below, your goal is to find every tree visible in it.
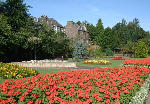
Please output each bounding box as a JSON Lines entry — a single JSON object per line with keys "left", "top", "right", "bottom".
{"left": 86, "top": 24, "right": 97, "bottom": 42}
{"left": 100, "top": 27, "right": 116, "bottom": 50}
{"left": 0, "top": 0, "right": 30, "bottom": 32}
{"left": 0, "top": 0, "right": 35, "bottom": 61}
{"left": 76, "top": 21, "right": 81, "bottom": 25}
{"left": 0, "top": 14, "right": 12, "bottom": 58}
{"left": 94, "top": 19, "right": 104, "bottom": 46}
{"left": 73, "top": 40, "right": 87, "bottom": 59}
{"left": 122, "top": 41, "right": 136, "bottom": 57}
{"left": 112, "top": 19, "right": 129, "bottom": 48}
{"left": 141, "top": 33, "right": 150, "bottom": 54}
{"left": 135, "top": 41, "right": 148, "bottom": 58}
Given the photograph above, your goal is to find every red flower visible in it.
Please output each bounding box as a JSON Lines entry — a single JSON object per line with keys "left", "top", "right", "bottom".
{"left": 27, "top": 101, "right": 33, "bottom": 104}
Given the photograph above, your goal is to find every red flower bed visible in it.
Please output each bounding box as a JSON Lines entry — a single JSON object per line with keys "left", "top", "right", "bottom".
{"left": 123, "top": 58, "right": 150, "bottom": 67}
{"left": 112, "top": 58, "right": 125, "bottom": 60}
{"left": 0, "top": 67, "right": 150, "bottom": 104}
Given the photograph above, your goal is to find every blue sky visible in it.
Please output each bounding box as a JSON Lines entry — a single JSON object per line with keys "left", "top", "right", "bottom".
{"left": 25, "top": 0, "right": 150, "bottom": 31}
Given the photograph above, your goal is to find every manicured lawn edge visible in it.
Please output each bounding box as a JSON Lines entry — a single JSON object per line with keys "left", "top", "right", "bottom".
{"left": 129, "top": 74, "right": 150, "bottom": 104}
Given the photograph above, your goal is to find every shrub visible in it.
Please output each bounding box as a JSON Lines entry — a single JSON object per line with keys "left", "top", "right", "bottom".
{"left": 0, "top": 62, "right": 39, "bottom": 79}
{"left": 73, "top": 40, "right": 87, "bottom": 59}
{"left": 105, "top": 48, "right": 114, "bottom": 56}
{"left": 134, "top": 41, "right": 148, "bottom": 58}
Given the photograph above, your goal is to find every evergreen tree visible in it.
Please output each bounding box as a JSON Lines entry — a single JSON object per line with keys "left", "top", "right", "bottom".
{"left": 95, "top": 19, "right": 104, "bottom": 46}
{"left": 101, "top": 27, "right": 116, "bottom": 50}
{"left": 73, "top": 40, "right": 87, "bottom": 59}
{"left": 86, "top": 24, "right": 97, "bottom": 42}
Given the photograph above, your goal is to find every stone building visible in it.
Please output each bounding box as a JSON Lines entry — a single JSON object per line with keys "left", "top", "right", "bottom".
{"left": 35, "top": 16, "right": 90, "bottom": 44}
{"left": 37, "top": 15, "right": 64, "bottom": 32}
{"left": 65, "top": 21, "right": 90, "bottom": 44}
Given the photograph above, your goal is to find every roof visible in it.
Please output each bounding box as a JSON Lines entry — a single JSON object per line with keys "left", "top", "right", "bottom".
{"left": 73, "top": 23, "right": 88, "bottom": 32}
{"left": 38, "top": 15, "right": 63, "bottom": 27}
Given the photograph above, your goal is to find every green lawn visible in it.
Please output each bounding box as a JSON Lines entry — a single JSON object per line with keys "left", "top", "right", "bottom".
{"left": 35, "top": 69, "right": 71, "bottom": 75}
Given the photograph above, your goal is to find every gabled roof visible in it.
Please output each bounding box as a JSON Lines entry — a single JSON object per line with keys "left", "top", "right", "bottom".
{"left": 73, "top": 23, "right": 88, "bottom": 32}
{"left": 38, "top": 15, "right": 63, "bottom": 27}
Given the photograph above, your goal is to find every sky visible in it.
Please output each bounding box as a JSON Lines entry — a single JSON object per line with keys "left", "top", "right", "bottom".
{"left": 24, "top": 0, "right": 150, "bottom": 31}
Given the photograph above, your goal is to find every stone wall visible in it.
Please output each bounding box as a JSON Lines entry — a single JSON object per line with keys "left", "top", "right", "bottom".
{"left": 12, "top": 62, "right": 76, "bottom": 68}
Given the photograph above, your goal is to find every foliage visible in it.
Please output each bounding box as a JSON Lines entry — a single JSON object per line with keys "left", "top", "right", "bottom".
{"left": 0, "top": 0, "right": 34, "bottom": 62}
{"left": 0, "top": 0, "right": 30, "bottom": 31}
{"left": 134, "top": 41, "right": 148, "bottom": 58}
{"left": 122, "top": 41, "right": 135, "bottom": 57}
{"left": 94, "top": 19, "right": 104, "bottom": 46}
{"left": 73, "top": 40, "right": 87, "bottom": 59}
{"left": 141, "top": 33, "right": 150, "bottom": 53}
{"left": 101, "top": 27, "right": 116, "bottom": 50}
{"left": 0, "top": 0, "right": 150, "bottom": 62}
{"left": 83, "top": 60, "right": 111, "bottom": 65}
{"left": 87, "top": 45, "right": 104, "bottom": 58}
{"left": 0, "top": 14, "right": 12, "bottom": 55}
{"left": 0, "top": 67, "right": 149, "bottom": 103}
{"left": 105, "top": 48, "right": 114, "bottom": 56}
{"left": 112, "top": 18, "right": 148, "bottom": 51}
{"left": 86, "top": 24, "right": 97, "bottom": 42}
{"left": 0, "top": 62, "right": 38, "bottom": 79}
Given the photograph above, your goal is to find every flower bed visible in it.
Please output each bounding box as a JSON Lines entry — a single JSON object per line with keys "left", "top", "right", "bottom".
{"left": 123, "top": 58, "right": 150, "bottom": 67}
{"left": 0, "top": 67, "right": 149, "bottom": 104}
{"left": 83, "top": 60, "right": 111, "bottom": 65}
{"left": 0, "top": 62, "right": 39, "bottom": 79}
{"left": 112, "top": 58, "right": 125, "bottom": 60}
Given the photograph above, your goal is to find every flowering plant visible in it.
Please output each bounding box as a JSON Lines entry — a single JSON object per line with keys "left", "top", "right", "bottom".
{"left": 83, "top": 60, "right": 111, "bottom": 65}
{"left": 0, "top": 62, "right": 39, "bottom": 79}
{"left": 123, "top": 58, "right": 150, "bottom": 67}
{"left": 0, "top": 66, "right": 149, "bottom": 104}
{"left": 112, "top": 58, "right": 125, "bottom": 60}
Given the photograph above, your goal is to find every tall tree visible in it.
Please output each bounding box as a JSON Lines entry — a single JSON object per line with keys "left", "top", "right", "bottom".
{"left": 100, "top": 27, "right": 116, "bottom": 50}
{"left": 0, "top": 0, "right": 34, "bottom": 61}
{"left": 0, "top": 0, "right": 30, "bottom": 32}
{"left": 0, "top": 14, "right": 12, "bottom": 58}
{"left": 86, "top": 24, "right": 97, "bottom": 43}
{"left": 94, "top": 19, "right": 104, "bottom": 46}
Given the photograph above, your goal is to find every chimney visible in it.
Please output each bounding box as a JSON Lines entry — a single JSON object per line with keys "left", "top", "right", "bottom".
{"left": 67, "top": 21, "right": 74, "bottom": 25}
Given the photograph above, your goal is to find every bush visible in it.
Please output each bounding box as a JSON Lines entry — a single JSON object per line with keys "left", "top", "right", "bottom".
{"left": 0, "top": 62, "right": 39, "bottom": 79}
{"left": 105, "top": 48, "right": 114, "bottom": 56}
{"left": 134, "top": 41, "right": 148, "bottom": 58}
{"left": 87, "top": 45, "right": 105, "bottom": 58}
{"left": 73, "top": 40, "right": 87, "bottom": 59}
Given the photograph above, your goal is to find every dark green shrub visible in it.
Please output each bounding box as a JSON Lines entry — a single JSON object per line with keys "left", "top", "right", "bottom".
{"left": 73, "top": 40, "right": 87, "bottom": 59}
{"left": 105, "top": 48, "right": 114, "bottom": 56}
{"left": 134, "top": 41, "right": 148, "bottom": 58}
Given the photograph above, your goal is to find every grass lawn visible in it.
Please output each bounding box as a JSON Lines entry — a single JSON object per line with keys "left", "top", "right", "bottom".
{"left": 35, "top": 69, "right": 71, "bottom": 75}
